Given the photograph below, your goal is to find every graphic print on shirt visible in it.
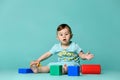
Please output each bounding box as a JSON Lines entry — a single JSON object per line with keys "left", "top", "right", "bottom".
{"left": 57, "top": 50, "right": 80, "bottom": 62}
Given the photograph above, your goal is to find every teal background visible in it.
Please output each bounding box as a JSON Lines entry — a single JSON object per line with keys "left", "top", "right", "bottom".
{"left": 0, "top": 0, "right": 120, "bottom": 72}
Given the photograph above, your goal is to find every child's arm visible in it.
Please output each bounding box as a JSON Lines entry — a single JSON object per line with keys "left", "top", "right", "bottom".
{"left": 30, "top": 52, "right": 52, "bottom": 66}
{"left": 37, "top": 52, "right": 52, "bottom": 62}
{"left": 78, "top": 51, "right": 94, "bottom": 60}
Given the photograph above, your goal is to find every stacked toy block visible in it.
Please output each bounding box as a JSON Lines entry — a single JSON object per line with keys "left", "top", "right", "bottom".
{"left": 18, "top": 68, "right": 33, "bottom": 74}
{"left": 50, "top": 65, "right": 62, "bottom": 76}
{"left": 68, "top": 66, "right": 80, "bottom": 76}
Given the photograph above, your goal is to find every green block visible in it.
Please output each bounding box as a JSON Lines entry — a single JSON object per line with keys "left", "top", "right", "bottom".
{"left": 50, "top": 65, "right": 62, "bottom": 76}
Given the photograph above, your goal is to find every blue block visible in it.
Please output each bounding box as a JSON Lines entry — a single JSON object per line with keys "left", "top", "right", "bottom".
{"left": 68, "top": 66, "right": 80, "bottom": 76}
{"left": 18, "top": 68, "right": 33, "bottom": 74}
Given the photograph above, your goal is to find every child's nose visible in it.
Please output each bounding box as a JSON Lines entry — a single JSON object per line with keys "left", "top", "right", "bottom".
{"left": 63, "top": 35, "right": 66, "bottom": 38}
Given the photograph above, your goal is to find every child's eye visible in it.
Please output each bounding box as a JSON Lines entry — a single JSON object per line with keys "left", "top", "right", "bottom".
{"left": 60, "top": 34, "right": 63, "bottom": 36}
{"left": 65, "top": 34, "right": 68, "bottom": 35}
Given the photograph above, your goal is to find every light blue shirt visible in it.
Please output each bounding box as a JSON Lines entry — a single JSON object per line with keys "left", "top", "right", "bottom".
{"left": 49, "top": 41, "right": 82, "bottom": 63}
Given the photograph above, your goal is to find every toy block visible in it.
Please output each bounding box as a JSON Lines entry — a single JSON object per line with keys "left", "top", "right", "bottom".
{"left": 50, "top": 65, "right": 62, "bottom": 76}
{"left": 81, "top": 64, "right": 101, "bottom": 74}
{"left": 68, "top": 66, "right": 80, "bottom": 76}
{"left": 36, "top": 63, "right": 41, "bottom": 67}
{"left": 18, "top": 68, "right": 33, "bottom": 74}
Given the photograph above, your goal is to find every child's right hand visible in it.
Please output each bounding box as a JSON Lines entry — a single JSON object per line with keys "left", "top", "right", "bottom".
{"left": 30, "top": 60, "right": 40, "bottom": 67}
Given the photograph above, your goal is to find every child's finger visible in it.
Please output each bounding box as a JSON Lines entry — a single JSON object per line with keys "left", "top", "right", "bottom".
{"left": 30, "top": 62, "right": 37, "bottom": 66}
{"left": 86, "top": 51, "right": 90, "bottom": 55}
{"left": 87, "top": 51, "right": 90, "bottom": 54}
{"left": 90, "top": 54, "right": 94, "bottom": 57}
{"left": 30, "top": 61, "right": 34, "bottom": 66}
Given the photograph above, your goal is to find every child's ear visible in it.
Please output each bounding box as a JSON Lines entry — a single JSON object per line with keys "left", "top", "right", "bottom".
{"left": 70, "top": 34, "right": 73, "bottom": 39}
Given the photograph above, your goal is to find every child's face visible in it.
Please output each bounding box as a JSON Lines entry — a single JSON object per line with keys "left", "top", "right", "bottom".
{"left": 57, "top": 28, "right": 71, "bottom": 45}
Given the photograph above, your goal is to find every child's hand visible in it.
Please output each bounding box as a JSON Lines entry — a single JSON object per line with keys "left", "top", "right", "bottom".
{"left": 85, "top": 52, "right": 94, "bottom": 60}
{"left": 30, "top": 60, "right": 40, "bottom": 67}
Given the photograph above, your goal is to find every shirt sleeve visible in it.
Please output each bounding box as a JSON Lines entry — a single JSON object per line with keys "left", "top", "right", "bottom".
{"left": 49, "top": 44, "right": 58, "bottom": 54}
{"left": 75, "top": 43, "right": 82, "bottom": 54}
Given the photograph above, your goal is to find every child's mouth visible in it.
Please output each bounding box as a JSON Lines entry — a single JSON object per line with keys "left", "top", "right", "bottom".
{"left": 63, "top": 39, "right": 66, "bottom": 41}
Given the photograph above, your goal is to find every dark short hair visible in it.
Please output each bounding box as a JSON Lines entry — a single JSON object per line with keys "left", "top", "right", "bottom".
{"left": 57, "top": 24, "right": 72, "bottom": 34}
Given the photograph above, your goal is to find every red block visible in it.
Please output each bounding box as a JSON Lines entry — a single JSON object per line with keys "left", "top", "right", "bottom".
{"left": 81, "top": 64, "right": 101, "bottom": 74}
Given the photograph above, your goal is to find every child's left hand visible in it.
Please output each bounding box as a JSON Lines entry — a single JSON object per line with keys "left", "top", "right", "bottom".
{"left": 85, "top": 52, "right": 94, "bottom": 60}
